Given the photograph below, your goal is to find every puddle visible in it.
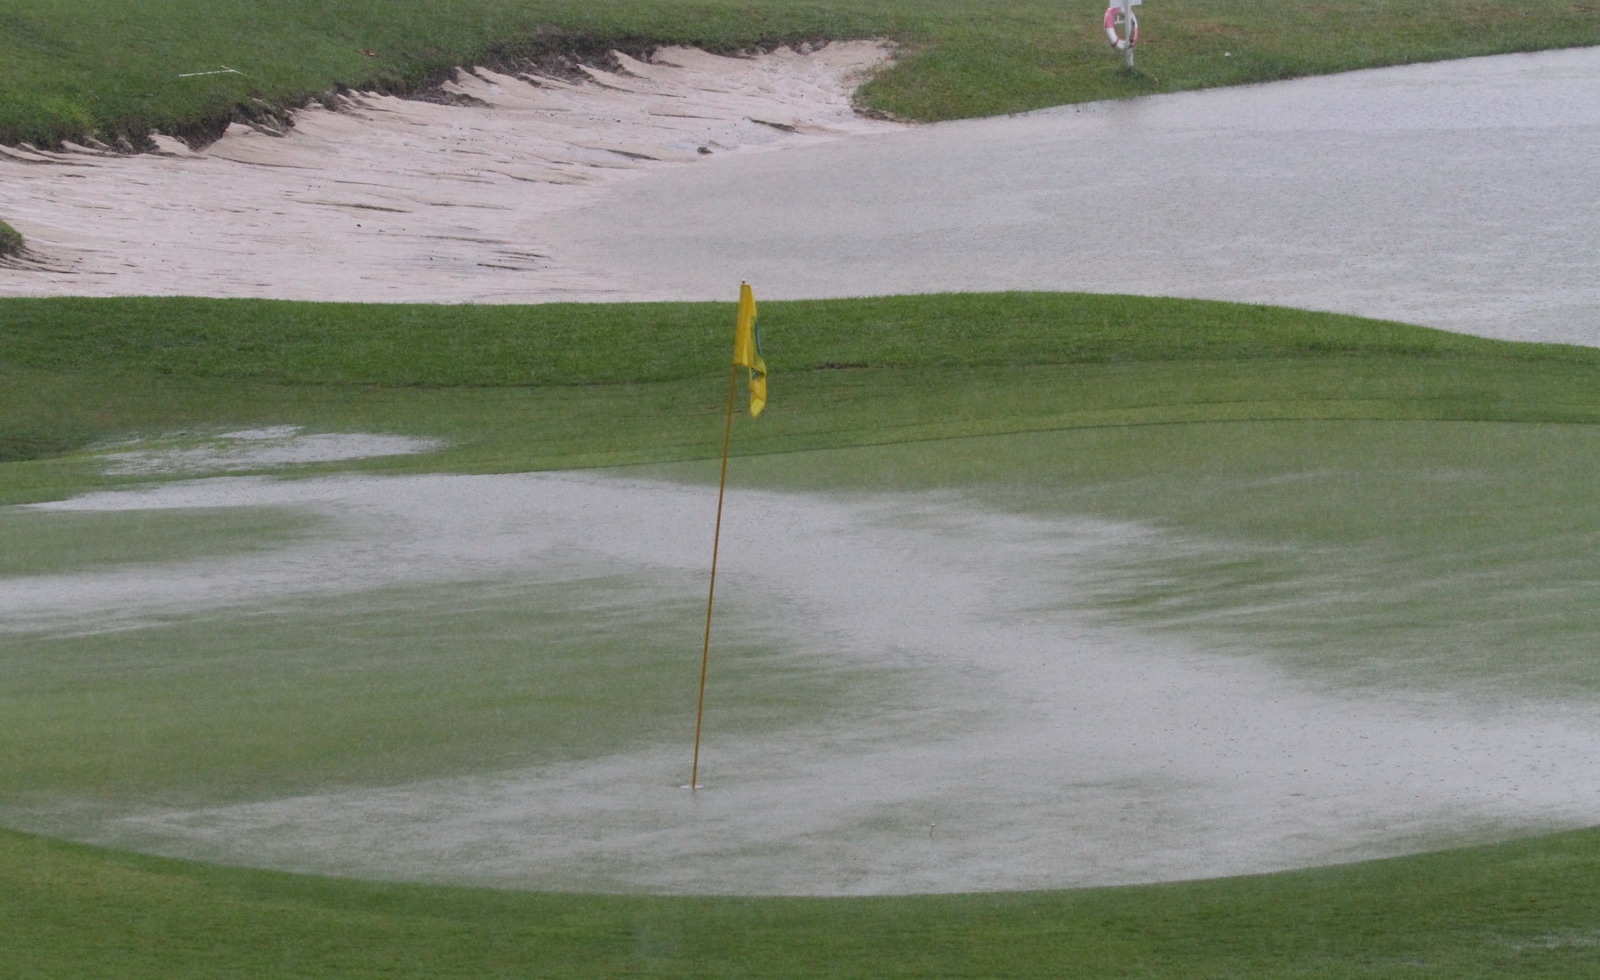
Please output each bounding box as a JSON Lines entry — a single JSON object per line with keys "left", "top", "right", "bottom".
{"left": 5, "top": 470, "right": 1600, "bottom": 893}
{"left": 545, "top": 46, "right": 1600, "bottom": 346}
{"left": 97, "top": 426, "right": 443, "bottom": 475}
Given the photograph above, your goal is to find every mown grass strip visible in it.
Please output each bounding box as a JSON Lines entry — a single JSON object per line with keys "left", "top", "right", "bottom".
{"left": 4, "top": 293, "right": 1593, "bottom": 387}
{"left": 1, "top": 0, "right": 1596, "bottom": 146}
{"left": 5, "top": 292, "right": 1600, "bottom": 504}
{"left": 6, "top": 823, "right": 1600, "bottom": 978}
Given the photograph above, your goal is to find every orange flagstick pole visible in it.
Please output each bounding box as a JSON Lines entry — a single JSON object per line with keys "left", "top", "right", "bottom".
{"left": 692, "top": 282, "right": 764, "bottom": 792}
{"left": 691, "top": 360, "right": 740, "bottom": 792}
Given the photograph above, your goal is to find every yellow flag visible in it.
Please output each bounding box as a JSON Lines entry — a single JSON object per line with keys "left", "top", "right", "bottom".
{"left": 732, "top": 282, "right": 767, "bottom": 417}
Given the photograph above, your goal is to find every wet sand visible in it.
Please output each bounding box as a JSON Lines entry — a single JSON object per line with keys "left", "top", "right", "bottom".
{"left": 0, "top": 43, "right": 897, "bottom": 302}
{"left": 3, "top": 47, "right": 1596, "bottom": 345}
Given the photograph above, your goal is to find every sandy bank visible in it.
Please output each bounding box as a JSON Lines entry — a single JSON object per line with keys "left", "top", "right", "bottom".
{"left": 3, "top": 45, "right": 1597, "bottom": 345}
{"left": 0, "top": 43, "right": 898, "bottom": 302}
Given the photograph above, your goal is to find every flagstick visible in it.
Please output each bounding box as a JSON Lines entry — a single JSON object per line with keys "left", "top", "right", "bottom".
{"left": 691, "top": 362, "right": 741, "bottom": 792}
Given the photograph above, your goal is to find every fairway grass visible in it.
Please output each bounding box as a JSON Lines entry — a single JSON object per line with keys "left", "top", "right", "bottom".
{"left": 5, "top": 292, "right": 1600, "bottom": 504}
{"left": 8, "top": 822, "right": 1600, "bottom": 978}
{"left": 2, "top": 0, "right": 1598, "bottom": 146}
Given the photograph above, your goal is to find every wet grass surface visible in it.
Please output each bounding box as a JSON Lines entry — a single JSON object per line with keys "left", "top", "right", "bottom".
{"left": 7, "top": 821, "right": 1600, "bottom": 978}
{"left": 656, "top": 419, "right": 1600, "bottom": 697}
{"left": 5, "top": 291, "right": 1600, "bottom": 973}
{"left": 0, "top": 579, "right": 857, "bottom": 805}
{"left": 0, "top": 505, "right": 320, "bottom": 577}
{"left": 1, "top": 0, "right": 1596, "bottom": 146}
{"left": 4, "top": 292, "right": 1600, "bottom": 504}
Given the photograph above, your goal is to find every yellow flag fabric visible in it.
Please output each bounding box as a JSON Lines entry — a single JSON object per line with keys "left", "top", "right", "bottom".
{"left": 732, "top": 282, "right": 767, "bottom": 417}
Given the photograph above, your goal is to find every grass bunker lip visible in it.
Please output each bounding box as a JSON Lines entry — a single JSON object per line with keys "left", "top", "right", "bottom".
{"left": 3, "top": 0, "right": 1599, "bottom": 148}
{"left": 0, "top": 43, "right": 898, "bottom": 303}
{"left": 0, "top": 220, "right": 22, "bottom": 258}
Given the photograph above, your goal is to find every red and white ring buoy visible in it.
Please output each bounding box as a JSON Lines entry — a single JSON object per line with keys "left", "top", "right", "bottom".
{"left": 1103, "top": 6, "right": 1138, "bottom": 50}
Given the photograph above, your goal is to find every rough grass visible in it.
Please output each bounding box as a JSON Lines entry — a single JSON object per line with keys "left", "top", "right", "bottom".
{"left": 1, "top": 0, "right": 1596, "bottom": 145}
{"left": 7, "top": 822, "right": 1600, "bottom": 978}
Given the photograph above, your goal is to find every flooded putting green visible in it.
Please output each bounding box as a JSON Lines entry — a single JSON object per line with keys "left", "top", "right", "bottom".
{"left": 2, "top": 420, "right": 1598, "bottom": 893}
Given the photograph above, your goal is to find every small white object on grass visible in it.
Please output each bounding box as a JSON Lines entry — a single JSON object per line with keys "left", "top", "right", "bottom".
{"left": 177, "top": 65, "right": 244, "bottom": 79}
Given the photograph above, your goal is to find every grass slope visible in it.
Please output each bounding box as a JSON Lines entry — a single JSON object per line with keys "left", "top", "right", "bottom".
{"left": 7, "top": 823, "right": 1600, "bottom": 978}
{"left": 1, "top": 0, "right": 1596, "bottom": 146}
{"left": 6, "top": 292, "right": 1600, "bottom": 503}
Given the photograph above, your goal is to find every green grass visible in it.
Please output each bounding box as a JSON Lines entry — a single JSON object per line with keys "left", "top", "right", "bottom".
{"left": 10, "top": 293, "right": 1572, "bottom": 386}
{"left": 10, "top": 421, "right": 1600, "bottom": 825}
{"left": 0, "top": 505, "right": 321, "bottom": 576}
{"left": 7, "top": 821, "right": 1600, "bottom": 978}
{"left": 5, "top": 291, "right": 1600, "bottom": 504}
{"left": 2, "top": 0, "right": 1597, "bottom": 145}
{"left": 5, "top": 291, "right": 1600, "bottom": 798}
{"left": 651, "top": 419, "right": 1600, "bottom": 696}
{"left": 0, "top": 577, "right": 881, "bottom": 806}
{"left": 7, "top": 291, "right": 1600, "bottom": 975}
{"left": 0, "top": 219, "right": 21, "bottom": 256}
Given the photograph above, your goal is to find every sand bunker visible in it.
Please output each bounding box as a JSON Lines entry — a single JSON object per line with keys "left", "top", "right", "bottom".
{"left": 0, "top": 43, "right": 897, "bottom": 301}
{"left": 7, "top": 471, "right": 1600, "bottom": 894}
{"left": 3, "top": 46, "right": 1597, "bottom": 344}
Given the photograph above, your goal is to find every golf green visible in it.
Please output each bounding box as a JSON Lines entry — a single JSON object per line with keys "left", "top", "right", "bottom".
{"left": 4, "top": 292, "right": 1600, "bottom": 972}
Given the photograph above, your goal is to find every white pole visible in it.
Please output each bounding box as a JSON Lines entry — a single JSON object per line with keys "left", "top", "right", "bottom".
{"left": 1123, "top": 0, "right": 1135, "bottom": 68}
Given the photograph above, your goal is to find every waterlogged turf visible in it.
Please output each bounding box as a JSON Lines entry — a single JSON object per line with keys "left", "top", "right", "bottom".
{"left": 0, "top": 505, "right": 320, "bottom": 577}
{"left": 663, "top": 419, "right": 1600, "bottom": 696}
{"left": 5, "top": 293, "right": 1600, "bottom": 967}
{"left": 0, "top": 579, "right": 873, "bottom": 808}
{"left": 3, "top": 428, "right": 1599, "bottom": 892}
